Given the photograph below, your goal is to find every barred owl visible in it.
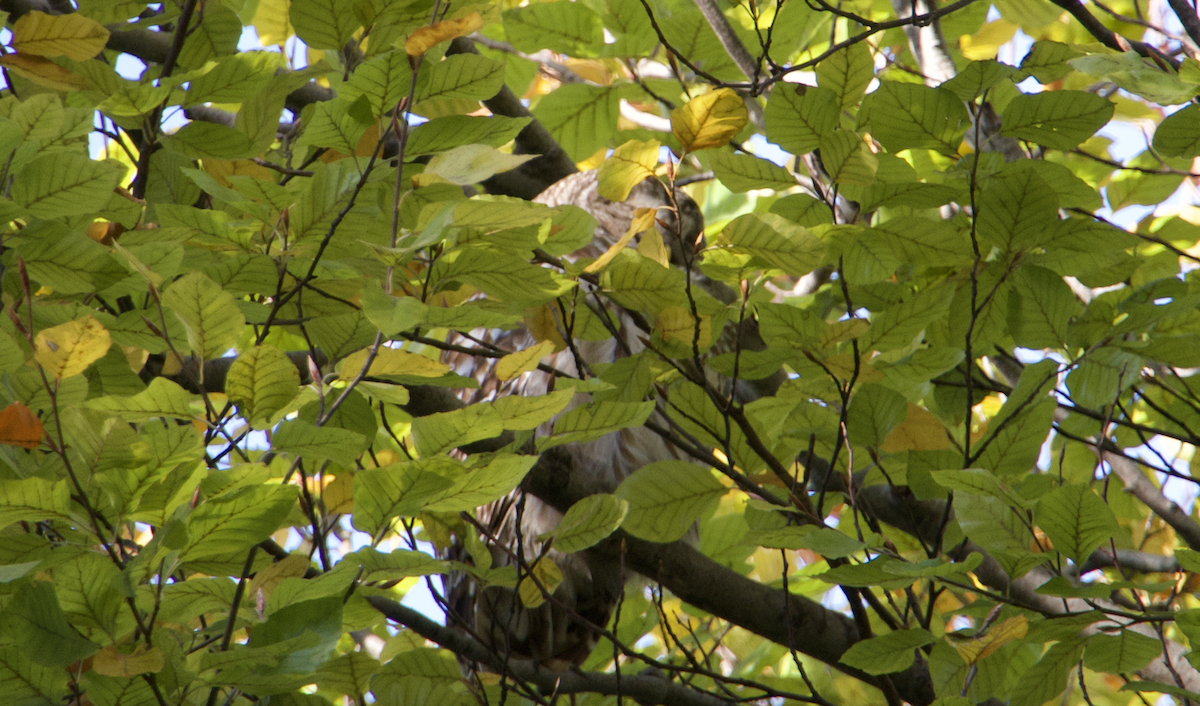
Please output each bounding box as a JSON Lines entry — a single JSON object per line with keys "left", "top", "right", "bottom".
{"left": 441, "top": 170, "right": 707, "bottom": 669}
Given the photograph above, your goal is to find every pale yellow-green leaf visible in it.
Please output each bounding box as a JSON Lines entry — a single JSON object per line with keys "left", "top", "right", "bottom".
{"left": 671, "top": 88, "right": 748, "bottom": 152}
{"left": 226, "top": 345, "right": 301, "bottom": 429}
{"left": 252, "top": 0, "right": 293, "bottom": 45}
{"left": 615, "top": 461, "right": 725, "bottom": 542}
{"left": 491, "top": 389, "right": 575, "bottom": 430}
{"left": 948, "top": 616, "right": 1028, "bottom": 664}
{"left": 496, "top": 340, "right": 556, "bottom": 381}
{"left": 92, "top": 645, "right": 164, "bottom": 677}
{"left": 583, "top": 207, "right": 656, "bottom": 273}
{"left": 87, "top": 378, "right": 197, "bottom": 421}
{"left": 34, "top": 316, "right": 111, "bottom": 380}
{"left": 656, "top": 306, "right": 712, "bottom": 349}
{"left": 0, "top": 477, "right": 72, "bottom": 529}
{"left": 518, "top": 557, "right": 563, "bottom": 608}
{"left": 339, "top": 347, "right": 450, "bottom": 380}
{"left": 424, "top": 145, "right": 535, "bottom": 185}
{"left": 12, "top": 11, "right": 110, "bottom": 61}
{"left": 161, "top": 271, "right": 245, "bottom": 359}
{"left": 540, "top": 494, "right": 629, "bottom": 553}
{"left": 637, "top": 231, "right": 670, "bottom": 266}
{"left": 597, "top": 139, "right": 660, "bottom": 201}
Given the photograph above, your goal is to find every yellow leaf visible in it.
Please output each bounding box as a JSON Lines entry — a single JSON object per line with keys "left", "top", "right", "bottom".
{"left": 525, "top": 305, "right": 567, "bottom": 351}
{"left": 671, "top": 88, "right": 748, "bottom": 152}
{"left": 34, "top": 316, "right": 111, "bottom": 379}
{"left": 656, "top": 306, "right": 712, "bottom": 348}
{"left": 12, "top": 12, "right": 110, "bottom": 61}
{"left": 518, "top": 557, "right": 563, "bottom": 608}
{"left": 880, "top": 404, "right": 952, "bottom": 452}
{"left": 0, "top": 403, "right": 44, "bottom": 450}
{"left": 637, "top": 231, "right": 670, "bottom": 267}
{"left": 597, "top": 139, "right": 661, "bottom": 201}
{"left": 960, "top": 19, "right": 1018, "bottom": 61}
{"left": 252, "top": 0, "right": 293, "bottom": 46}
{"left": 93, "top": 644, "right": 164, "bottom": 677}
{"left": 584, "top": 207, "right": 657, "bottom": 273}
{"left": 247, "top": 554, "right": 312, "bottom": 607}
{"left": 496, "top": 340, "right": 556, "bottom": 381}
{"left": 339, "top": 347, "right": 450, "bottom": 380}
{"left": 948, "top": 616, "right": 1028, "bottom": 664}
{"left": 0, "top": 54, "right": 89, "bottom": 91}
{"left": 324, "top": 473, "right": 355, "bottom": 515}
{"left": 405, "top": 13, "right": 483, "bottom": 55}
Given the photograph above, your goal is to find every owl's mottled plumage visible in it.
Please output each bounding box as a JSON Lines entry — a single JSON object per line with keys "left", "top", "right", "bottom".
{"left": 441, "top": 170, "right": 705, "bottom": 668}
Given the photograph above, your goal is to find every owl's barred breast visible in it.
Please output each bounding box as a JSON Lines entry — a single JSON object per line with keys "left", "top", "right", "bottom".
{"left": 440, "top": 170, "right": 703, "bottom": 669}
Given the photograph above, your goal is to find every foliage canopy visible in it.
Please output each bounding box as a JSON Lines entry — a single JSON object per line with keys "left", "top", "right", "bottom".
{"left": 2, "top": 0, "right": 1200, "bottom": 703}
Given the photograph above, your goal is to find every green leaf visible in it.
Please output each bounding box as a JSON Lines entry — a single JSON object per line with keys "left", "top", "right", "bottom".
{"left": 411, "top": 402, "right": 505, "bottom": 456}
{"left": 432, "top": 248, "right": 567, "bottom": 304}
{"left": 290, "top": 0, "right": 361, "bottom": 50}
{"left": 352, "top": 459, "right": 459, "bottom": 536}
{"left": 941, "top": 60, "right": 1018, "bottom": 101}
{"left": 861, "top": 283, "right": 954, "bottom": 353}
{"left": 183, "top": 52, "right": 284, "bottom": 106}
{"left": 1008, "top": 265, "right": 1081, "bottom": 349}
{"left": 0, "top": 581, "right": 99, "bottom": 667}
{"left": 540, "top": 494, "right": 630, "bottom": 553}
{"left": 11, "top": 152, "right": 120, "bottom": 218}
{"left": 860, "top": 82, "right": 969, "bottom": 154}
{"left": 1019, "top": 40, "right": 1082, "bottom": 82}
{"left": 718, "top": 213, "right": 825, "bottom": 277}
{"left": 1001, "top": 91, "right": 1115, "bottom": 150}
{"left": 600, "top": 250, "right": 689, "bottom": 314}
{"left": 316, "top": 652, "right": 380, "bottom": 698}
{"left": 1008, "top": 639, "right": 1085, "bottom": 706}
{"left": 161, "top": 271, "right": 246, "bottom": 359}
{"left": 419, "top": 54, "right": 506, "bottom": 102}
{"left": 818, "top": 130, "right": 877, "bottom": 185}
{"left": 167, "top": 121, "right": 257, "bottom": 160}
{"left": 503, "top": 2, "right": 603, "bottom": 55}
{"left": 816, "top": 42, "right": 873, "bottom": 107}
{"left": 406, "top": 115, "right": 532, "bottom": 156}
{"left": 176, "top": 3, "right": 240, "bottom": 69}
{"left": 340, "top": 50, "right": 414, "bottom": 116}
{"left": 226, "top": 345, "right": 300, "bottom": 429}
{"left": 0, "top": 477, "right": 71, "bottom": 530}
{"left": 424, "top": 144, "right": 535, "bottom": 185}
{"left": 246, "top": 595, "right": 342, "bottom": 674}
{"left": 297, "top": 97, "right": 372, "bottom": 154}
{"left": 423, "top": 454, "right": 539, "bottom": 512}
{"left": 709, "top": 148, "right": 797, "bottom": 192}
{"left": 615, "top": 461, "right": 725, "bottom": 542}
{"left": 763, "top": 84, "right": 839, "bottom": 156}
{"left": 975, "top": 397, "right": 1056, "bottom": 478}
{"left": 1070, "top": 52, "right": 1199, "bottom": 105}
{"left": 1152, "top": 104, "right": 1200, "bottom": 158}
{"left": 1035, "top": 483, "right": 1119, "bottom": 564}
{"left": 182, "top": 484, "right": 298, "bottom": 561}
{"left": 0, "top": 645, "right": 69, "bottom": 704}
{"left": 541, "top": 400, "right": 655, "bottom": 449}
{"left": 929, "top": 468, "right": 1030, "bottom": 512}
{"left": 272, "top": 419, "right": 366, "bottom": 467}
{"left": 976, "top": 168, "right": 1059, "bottom": 252}
{"left": 847, "top": 383, "right": 907, "bottom": 447}
{"left": 532, "top": 84, "right": 619, "bottom": 161}
{"left": 86, "top": 378, "right": 196, "bottom": 421}
{"left": 840, "top": 629, "right": 936, "bottom": 675}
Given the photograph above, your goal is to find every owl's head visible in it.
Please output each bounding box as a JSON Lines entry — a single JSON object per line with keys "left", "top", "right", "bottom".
{"left": 623, "top": 176, "right": 705, "bottom": 268}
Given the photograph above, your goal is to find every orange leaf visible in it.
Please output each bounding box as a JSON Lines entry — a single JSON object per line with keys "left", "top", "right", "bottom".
{"left": 0, "top": 403, "right": 44, "bottom": 449}
{"left": 405, "top": 13, "right": 483, "bottom": 56}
